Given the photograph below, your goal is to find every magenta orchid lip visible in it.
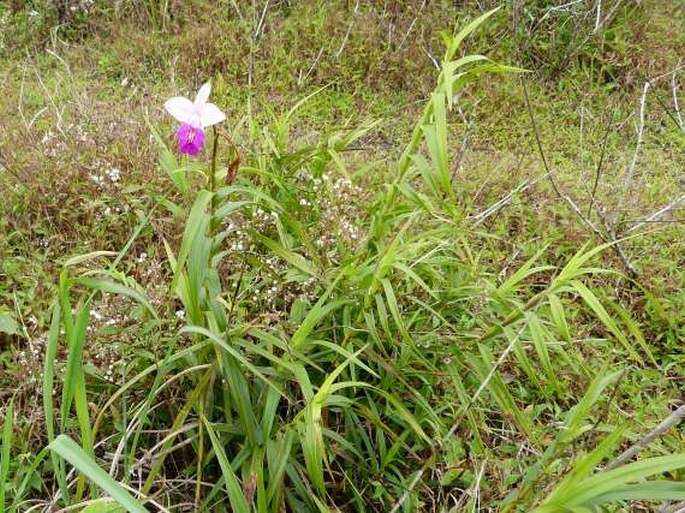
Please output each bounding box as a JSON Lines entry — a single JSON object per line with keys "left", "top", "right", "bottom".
{"left": 176, "top": 123, "right": 205, "bottom": 156}
{"left": 164, "top": 81, "right": 226, "bottom": 155}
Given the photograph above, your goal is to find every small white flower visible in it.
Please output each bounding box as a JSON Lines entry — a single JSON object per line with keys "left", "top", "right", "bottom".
{"left": 108, "top": 168, "right": 121, "bottom": 182}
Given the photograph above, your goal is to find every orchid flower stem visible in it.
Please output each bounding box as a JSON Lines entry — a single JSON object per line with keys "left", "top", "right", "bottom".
{"left": 210, "top": 126, "right": 219, "bottom": 235}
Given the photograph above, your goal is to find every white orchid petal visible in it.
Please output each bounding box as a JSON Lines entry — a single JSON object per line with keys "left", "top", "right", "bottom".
{"left": 200, "top": 103, "right": 226, "bottom": 128}
{"left": 164, "top": 97, "right": 195, "bottom": 124}
{"left": 194, "top": 82, "right": 212, "bottom": 106}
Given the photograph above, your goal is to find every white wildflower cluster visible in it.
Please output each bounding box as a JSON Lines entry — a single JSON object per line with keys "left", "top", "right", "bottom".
{"left": 134, "top": 255, "right": 168, "bottom": 310}
{"left": 35, "top": 237, "right": 50, "bottom": 248}
{"left": 253, "top": 207, "right": 279, "bottom": 232}
{"left": 107, "top": 167, "right": 121, "bottom": 182}
{"left": 40, "top": 130, "right": 67, "bottom": 158}
{"left": 41, "top": 123, "right": 94, "bottom": 158}
{"left": 0, "top": 11, "right": 8, "bottom": 51}
{"left": 89, "top": 339, "right": 122, "bottom": 383}
{"left": 250, "top": 257, "right": 318, "bottom": 316}
{"left": 296, "top": 172, "right": 367, "bottom": 255}
{"left": 68, "top": 0, "right": 94, "bottom": 14}
{"left": 103, "top": 205, "right": 122, "bottom": 217}
{"left": 88, "top": 307, "right": 119, "bottom": 328}
{"left": 17, "top": 336, "right": 47, "bottom": 389}
{"left": 89, "top": 158, "right": 122, "bottom": 189}
{"left": 315, "top": 233, "right": 336, "bottom": 248}
{"left": 82, "top": 294, "right": 135, "bottom": 383}
{"left": 227, "top": 219, "right": 250, "bottom": 252}
{"left": 218, "top": 172, "right": 366, "bottom": 321}
{"left": 218, "top": 207, "right": 320, "bottom": 320}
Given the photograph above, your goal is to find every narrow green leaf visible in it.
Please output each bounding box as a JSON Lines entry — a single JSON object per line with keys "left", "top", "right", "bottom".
{"left": 48, "top": 435, "right": 147, "bottom": 513}
{"left": 71, "top": 277, "right": 158, "bottom": 319}
{"left": 564, "top": 455, "right": 685, "bottom": 506}
{"left": 445, "top": 6, "right": 502, "bottom": 60}
{"left": 202, "top": 417, "right": 251, "bottom": 513}
{"left": 1, "top": 398, "right": 14, "bottom": 510}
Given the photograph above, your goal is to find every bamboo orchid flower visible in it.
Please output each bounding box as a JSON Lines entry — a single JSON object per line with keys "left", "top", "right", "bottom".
{"left": 164, "top": 82, "right": 226, "bottom": 155}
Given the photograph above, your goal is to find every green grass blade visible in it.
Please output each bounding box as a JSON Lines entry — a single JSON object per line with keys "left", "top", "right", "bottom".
{"left": 561, "top": 455, "right": 685, "bottom": 506}
{"left": 569, "top": 280, "right": 653, "bottom": 363}
{"left": 444, "top": 6, "right": 502, "bottom": 61}
{"left": 588, "top": 481, "right": 685, "bottom": 504}
{"left": 1, "top": 398, "right": 13, "bottom": 510}
{"left": 43, "top": 302, "right": 70, "bottom": 503}
{"left": 202, "top": 417, "right": 251, "bottom": 513}
{"left": 60, "top": 299, "right": 91, "bottom": 431}
{"left": 71, "top": 277, "right": 158, "bottom": 319}
{"left": 48, "top": 435, "right": 147, "bottom": 513}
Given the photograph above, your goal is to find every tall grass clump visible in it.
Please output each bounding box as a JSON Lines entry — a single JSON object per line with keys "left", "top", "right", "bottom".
{"left": 1, "top": 7, "right": 682, "bottom": 513}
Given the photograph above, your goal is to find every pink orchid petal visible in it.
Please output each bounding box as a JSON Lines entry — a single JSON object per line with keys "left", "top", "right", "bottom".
{"left": 194, "top": 82, "right": 212, "bottom": 106}
{"left": 164, "top": 97, "right": 195, "bottom": 124}
{"left": 200, "top": 103, "right": 226, "bottom": 128}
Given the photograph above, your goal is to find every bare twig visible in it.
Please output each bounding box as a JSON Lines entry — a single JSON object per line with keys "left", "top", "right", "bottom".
{"left": 522, "top": 79, "right": 563, "bottom": 199}
{"left": 564, "top": 191, "right": 608, "bottom": 241}
{"left": 229, "top": 0, "right": 244, "bottom": 22}
{"left": 580, "top": 104, "right": 585, "bottom": 177}
{"left": 248, "top": 0, "right": 270, "bottom": 87}
{"left": 389, "top": 466, "right": 428, "bottom": 513}
{"left": 604, "top": 404, "right": 685, "bottom": 471}
{"left": 593, "top": 0, "right": 623, "bottom": 34}
{"left": 397, "top": 0, "right": 427, "bottom": 52}
{"left": 253, "top": 0, "right": 270, "bottom": 39}
{"left": 615, "top": 81, "right": 650, "bottom": 224}
{"left": 587, "top": 110, "right": 614, "bottom": 217}
{"left": 661, "top": 502, "right": 685, "bottom": 513}
{"left": 335, "top": 0, "right": 360, "bottom": 58}
{"left": 18, "top": 65, "right": 29, "bottom": 130}
{"left": 625, "top": 195, "right": 685, "bottom": 234}
{"left": 522, "top": 78, "right": 638, "bottom": 275}
{"left": 594, "top": 207, "right": 638, "bottom": 277}
{"left": 537, "top": 0, "right": 584, "bottom": 24}
{"left": 471, "top": 176, "right": 536, "bottom": 226}
{"left": 297, "top": 47, "right": 325, "bottom": 87}
{"left": 422, "top": 45, "right": 440, "bottom": 71}
{"left": 594, "top": 0, "right": 603, "bottom": 32}
{"left": 473, "top": 460, "right": 487, "bottom": 510}
{"left": 449, "top": 127, "right": 472, "bottom": 189}
{"left": 446, "top": 320, "right": 531, "bottom": 442}
{"left": 673, "top": 66, "right": 684, "bottom": 131}
{"left": 553, "top": 0, "right": 624, "bottom": 73}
